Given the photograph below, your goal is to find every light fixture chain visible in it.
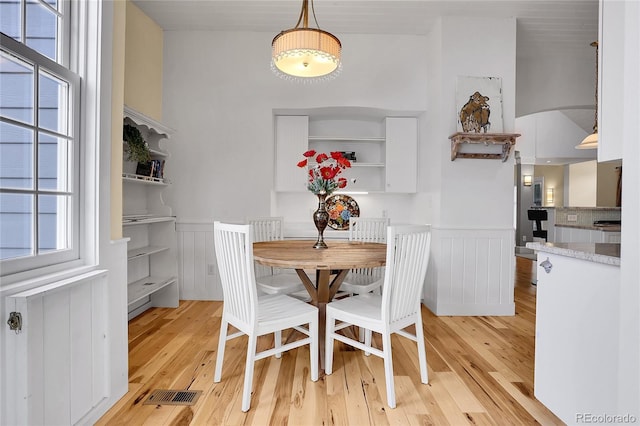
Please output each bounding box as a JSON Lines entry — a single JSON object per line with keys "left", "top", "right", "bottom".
{"left": 309, "top": 0, "right": 322, "bottom": 29}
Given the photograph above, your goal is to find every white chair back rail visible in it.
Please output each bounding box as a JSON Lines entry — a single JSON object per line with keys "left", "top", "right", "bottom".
{"left": 247, "top": 217, "right": 284, "bottom": 278}
{"left": 349, "top": 217, "right": 389, "bottom": 243}
{"left": 383, "top": 225, "right": 431, "bottom": 325}
{"left": 342, "top": 217, "right": 390, "bottom": 293}
{"left": 213, "top": 222, "right": 257, "bottom": 329}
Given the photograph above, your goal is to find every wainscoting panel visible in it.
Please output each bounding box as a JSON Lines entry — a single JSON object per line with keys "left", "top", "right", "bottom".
{"left": 176, "top": 222, "right": 222, "bottom": 300}
{"left": 3, "top": 270, "right": 108, "bottom": 425}
{"left": 423, "top": 227, "right": 515, "bottom": 316}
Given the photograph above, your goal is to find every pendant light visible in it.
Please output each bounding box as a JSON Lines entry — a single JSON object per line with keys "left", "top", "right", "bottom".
{"left": 271, "top": 0, "right": 342, "bottom": 82}
{"left": 576, "top": 41, "right": 599, "bottom": 149}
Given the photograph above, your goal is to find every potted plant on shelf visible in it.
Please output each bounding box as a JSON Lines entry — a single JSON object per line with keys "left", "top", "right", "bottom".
{"left": 123, "top": 123, "right": 151, "bottom": 164}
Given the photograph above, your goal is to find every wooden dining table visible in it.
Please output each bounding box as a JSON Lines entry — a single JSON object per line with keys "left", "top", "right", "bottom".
{"left": 253, "top": 239, "right": 386, "bottom": 368}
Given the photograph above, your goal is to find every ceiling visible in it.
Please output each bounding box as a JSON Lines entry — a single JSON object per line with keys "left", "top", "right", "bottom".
{"left": 132, "top": 0, "right": 599, "bottom": 58}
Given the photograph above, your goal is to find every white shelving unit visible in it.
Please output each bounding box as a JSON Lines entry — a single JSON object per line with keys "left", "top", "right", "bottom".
{"left": 274, "top": 112, "right": 417, "bottom": 193}
{"left": 123, "top": 106, "right": 179, "bottom": 320}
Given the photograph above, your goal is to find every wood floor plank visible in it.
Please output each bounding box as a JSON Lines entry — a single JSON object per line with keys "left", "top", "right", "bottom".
{"left": 489, "top": 372, "right": 564, "bottom": 426}
{"left": 438, "top": 371, "right": 485, "bottom": 413}
{"left": 97, "top": 257, "right": 563, "bottom": 425}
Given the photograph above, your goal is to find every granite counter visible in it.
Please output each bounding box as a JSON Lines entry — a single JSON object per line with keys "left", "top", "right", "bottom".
{"left": 526, "top": 241, "right": 621, "bottom": 266}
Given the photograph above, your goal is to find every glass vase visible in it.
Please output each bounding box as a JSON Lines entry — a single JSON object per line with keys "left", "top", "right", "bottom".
{"left": 313, "top": 193, "right": 329, "bottom": 249}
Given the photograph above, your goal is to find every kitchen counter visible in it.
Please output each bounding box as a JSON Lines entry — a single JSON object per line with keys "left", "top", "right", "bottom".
{"left": 526, "top": 241, "right": 621, "bottom": 266}
{"left": 554, "top": 223, "right": 621, "bottom": 232}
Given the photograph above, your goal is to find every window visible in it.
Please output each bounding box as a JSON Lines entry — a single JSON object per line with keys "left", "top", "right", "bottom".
{"left": 1, "top": 0, "right": 80, "bottom": 276}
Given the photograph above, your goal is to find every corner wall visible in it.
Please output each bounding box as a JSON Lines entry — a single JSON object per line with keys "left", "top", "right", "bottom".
{"left": 422, "top": 16, "right": 517, "bottom": 315}
{"left": 124, "top": 0, "right": 163, "bottom": 121}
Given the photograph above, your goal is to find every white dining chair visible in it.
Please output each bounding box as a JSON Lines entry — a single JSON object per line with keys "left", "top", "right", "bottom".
{"left": 325, "top": 224, "right": 431, "bottom": 409}
{"left": 247, "top": 217, "right": 307, "bottom": 298}
{"left": 339, "top": 217, "right": 389, "bottom": 341}
{"left": 213, "top": 222, "right": 319, "bottom": 412}
{"left": 341, "top": 217, "right": 390, "bottom": 295}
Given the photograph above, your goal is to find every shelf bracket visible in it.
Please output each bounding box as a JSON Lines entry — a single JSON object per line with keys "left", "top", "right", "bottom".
{"left": 449, "top": 132, "right": 521, "bottom": 162}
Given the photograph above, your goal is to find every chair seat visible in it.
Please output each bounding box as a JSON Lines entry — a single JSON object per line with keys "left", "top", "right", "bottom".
{"left": 256, "top": 294, "right": 318, "bottom": 331}
{"left": 255, "top": 271, "right": 305, "bottom": 295}
{"left": 340, "top": 272, "right": 383, "bottom": 295}
{"left": 327, "top": 293, "right": 383, "bottom": 326}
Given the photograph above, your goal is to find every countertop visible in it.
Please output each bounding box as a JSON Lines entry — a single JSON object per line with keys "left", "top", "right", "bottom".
{"left": 526, "top": 242, "right": 621, "bottom": 266}
{"left": 554, "top": 223, "right": 621, "bottom": 232}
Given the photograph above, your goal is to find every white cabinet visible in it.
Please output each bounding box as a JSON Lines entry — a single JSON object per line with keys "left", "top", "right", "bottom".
{"left": 553, "top": 226, "right": 621, "bottom": 243}
{"left": 385, "top": 117, "right": 417, "bottom": 193}
{"left": 123, "top": 106, "right": 179, "bottom": 320}
{"left": 598, "top": 0, "right": 625, "bottom": 161}
{"left": 534, "top": 251, "right": 620, "bottom": 423}
{"left": 274, "top": 113, "right": 418, "bottom": 193}
{"left": 274, "top": 115, "right": 309, "bottom": 192}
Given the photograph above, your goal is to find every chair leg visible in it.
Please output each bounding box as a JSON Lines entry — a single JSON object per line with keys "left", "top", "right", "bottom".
{"left": 214, "top": 319, "right": 228, "bottom": 382}
{"left": 364, "top": 329, "right": 372, "bottom": 356}
{"left": 414, "top": 318, "right": 429, "bottom": 384}
{"left": 275, "top": 330, "right": 282, "bottom": 359}
{"left": 358, "top": 326, "right": 365, "bottom": 343}
{"left": 309, "top": 317, "right": 319, "bottom": 382}
{"left": 241, "top": 333, "right": 258, "bottom": 412}
{"left": 381, "top": 332, "right": 396, "bottom": 408}
{"left": 325, "top": 312, "right": 335, "bottom": 375}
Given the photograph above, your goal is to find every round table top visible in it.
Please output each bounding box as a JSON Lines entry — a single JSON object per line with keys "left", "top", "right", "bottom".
{"left": 253, "top": 240, "right": 386, "bottom": 270}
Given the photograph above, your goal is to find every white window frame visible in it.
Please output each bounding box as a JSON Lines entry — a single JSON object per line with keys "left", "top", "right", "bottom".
{"left": 0, "top": 0, "right": 97, "bottom": 280}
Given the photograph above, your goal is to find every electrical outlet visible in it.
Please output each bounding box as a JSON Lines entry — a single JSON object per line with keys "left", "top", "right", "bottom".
{"left": 207, "top": 264, "right": 216, "bottom": 275}
{"left": 522, "top": 235, "right": 527, "bottom": 242}
{"left": 567, "top": 214, "right": 578, "bottom": 222}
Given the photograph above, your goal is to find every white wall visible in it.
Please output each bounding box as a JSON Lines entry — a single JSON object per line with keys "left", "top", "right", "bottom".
{"left": 515, "top": 111, "right": 597, "bottom": 165}
{"left": 162, "top": 32, "right": 429, "bottom": 224}
{"left": 516, "top": 49, "right": 595, "bottom": 117}
{"left": 568, "top": 160, "right": 597, "bottom": 206}
{"left": 434, "top": 17, "right": 516, "bottom": 229}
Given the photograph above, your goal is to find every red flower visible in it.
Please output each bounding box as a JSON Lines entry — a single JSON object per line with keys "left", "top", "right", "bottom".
{"left": 320, "top": 166, "right": 338, "bottom": 180}
{"left": 336, "top": 157, "right": 351, "bottom": 168}
{"left": 303, "top": 150, "right": 316, "bottom": 158}
{"left": 337, "top": 177, "right": 347, "bottom": 188}
{"left": 297, "top": 159, "right": 308, "bottom": 168}
{"left": 315, "top": 152, "right": 329, "bottom": 164}
{"left": 330, "top": 152, "right": 344, "bottom": 160}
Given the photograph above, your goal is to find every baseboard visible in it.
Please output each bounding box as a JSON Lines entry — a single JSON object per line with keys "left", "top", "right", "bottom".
{"left": 428, "top": 302, "right": 516, "bottom": 316}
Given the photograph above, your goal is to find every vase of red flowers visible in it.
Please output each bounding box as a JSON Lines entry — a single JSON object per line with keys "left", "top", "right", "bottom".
{"left": 297, "top": 150, "right": 351, "bottom": 249}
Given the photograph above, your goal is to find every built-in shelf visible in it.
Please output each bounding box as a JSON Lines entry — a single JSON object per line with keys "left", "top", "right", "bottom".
{"left": 122, "top": 215, "right": 175, "bottom": 226}
{"left": 127, "top": 245, "right": 170, "bottom": 260}
{"left": 308, "top": 136, "right": 385, "bottom": 143}
{"left": 449, "top": 132, "right": 521, "bottom": 162}
{"left": 127, "top": 276, "right": 177, "bottom": 306}
{"left": 122, "top": 173, "right": 168, "bottom": 185}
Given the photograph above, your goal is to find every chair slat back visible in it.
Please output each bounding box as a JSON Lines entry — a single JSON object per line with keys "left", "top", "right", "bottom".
{"left": 214, "top": 222, "right": 257, "bottom": 328}
{"left": 247, "top": 217, "right": 284, "bottom": 277}
{"left": 349, "top": 217, "right": 389, "bottom": 243}
{"left": 381, "top": 225, "right": 431, "bottom": 325}
{"left": 349, "top": 217, "right": 389, "bottom": 276}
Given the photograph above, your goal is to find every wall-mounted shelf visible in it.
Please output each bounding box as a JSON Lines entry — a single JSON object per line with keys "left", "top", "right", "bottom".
{"left": 449, "top": 132, "right": 521, "bottom": 162}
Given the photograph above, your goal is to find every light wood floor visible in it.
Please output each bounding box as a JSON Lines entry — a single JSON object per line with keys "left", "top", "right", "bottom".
{"left": 97, "top": 257, "right": 563, "bottom": 425}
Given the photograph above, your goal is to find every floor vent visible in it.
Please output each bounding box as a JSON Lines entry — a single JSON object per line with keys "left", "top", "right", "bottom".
{"left": 143, "top": 389, "right": 203, "bottom": 406}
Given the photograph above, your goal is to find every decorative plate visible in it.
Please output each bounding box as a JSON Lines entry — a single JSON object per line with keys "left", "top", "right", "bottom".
{"left": 326, "top": 194, "right": 360, "bottom": 230}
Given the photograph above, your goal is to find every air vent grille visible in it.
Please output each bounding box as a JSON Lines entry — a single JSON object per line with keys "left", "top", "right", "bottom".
{"left": 143, "top": 389, "right": 202, "bottom": 406}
